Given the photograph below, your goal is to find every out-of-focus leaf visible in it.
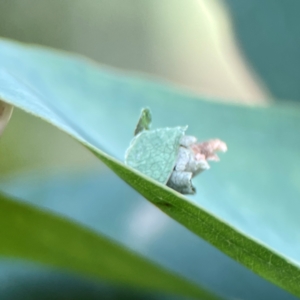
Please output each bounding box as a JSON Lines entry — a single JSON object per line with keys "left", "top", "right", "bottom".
{"left": 0, "top": 39, "right": 300, "bottom": 297}
{"left": 0, "top": 260, "right": 189, "bottom": 300}
{"left": 0, "top": 191, "right": 216, "bottom": 300}
{"left": 225, "top": 0, "right": 300, "bottom": 101}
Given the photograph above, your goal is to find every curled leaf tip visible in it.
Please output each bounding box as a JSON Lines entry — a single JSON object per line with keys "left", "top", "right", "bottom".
{"left": 134, "top": 107, "right": 152, "bottom": 136}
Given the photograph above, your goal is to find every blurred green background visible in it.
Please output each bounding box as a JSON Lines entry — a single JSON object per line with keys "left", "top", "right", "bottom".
{"left": 0, "top": 1, "right": 299, "bottom": 300}
{"left": 0, "top": 0, "right": 277, "bottom": 175}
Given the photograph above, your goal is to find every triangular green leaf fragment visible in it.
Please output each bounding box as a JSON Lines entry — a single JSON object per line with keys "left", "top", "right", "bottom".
{"left": 125, "top": 126, "right": 186, "bottom": 184}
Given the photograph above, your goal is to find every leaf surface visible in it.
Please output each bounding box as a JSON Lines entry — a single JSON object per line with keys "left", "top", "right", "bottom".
{"left": 0, "top": 39, "right": 300, "bottom": 297}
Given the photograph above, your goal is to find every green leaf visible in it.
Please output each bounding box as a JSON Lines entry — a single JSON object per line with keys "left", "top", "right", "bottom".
{"left": 125, "top": 125, "right": 186, "bottom": 184}
{"left": 0, "top": 191, "right": 216, "bottom": 300}
{"left": 134, "top": 107, "right": 152, "bottom": 135}
{"left": 0, "top": 38, "right": 300, "bottom": 297}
